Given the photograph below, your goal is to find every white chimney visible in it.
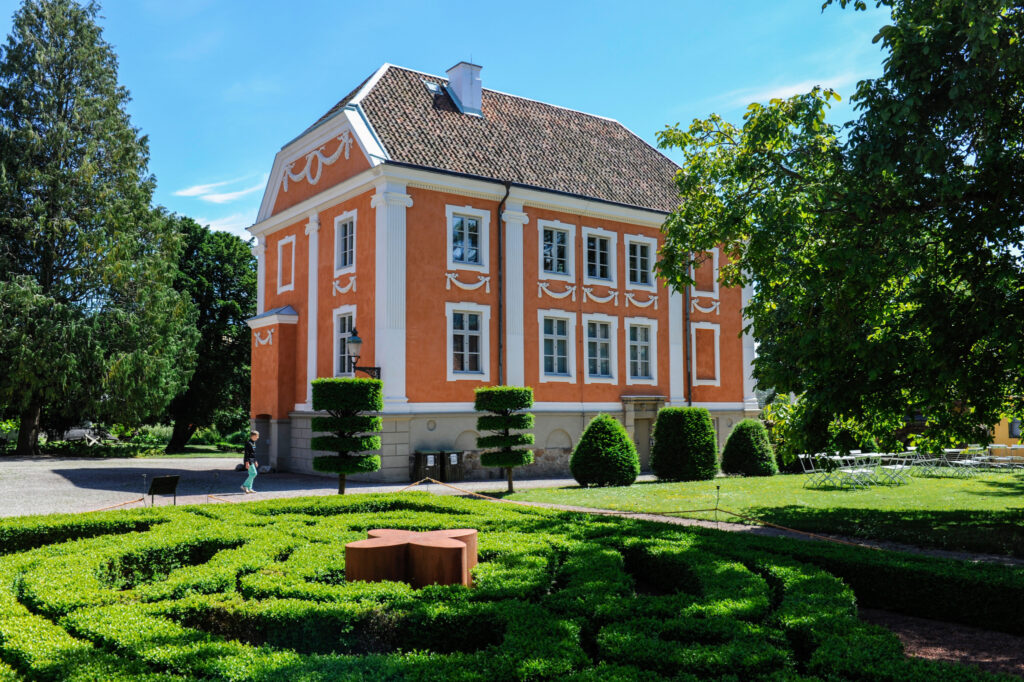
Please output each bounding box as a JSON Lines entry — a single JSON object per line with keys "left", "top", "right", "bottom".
{"left": 446, "top": 61, "right": 483, "bottom": 117}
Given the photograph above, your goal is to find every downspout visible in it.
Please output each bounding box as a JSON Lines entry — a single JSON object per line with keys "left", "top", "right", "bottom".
{"left": 496, "top": 181, "right": 511, "bottom": 385}
{"left": 684, "top": 276, "right": 693, "bottom": 407}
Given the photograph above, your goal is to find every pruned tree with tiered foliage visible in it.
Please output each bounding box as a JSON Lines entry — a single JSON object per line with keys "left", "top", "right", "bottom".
{"left": 310, "top": 378, "right": 382, "bottom": 494}
{"left": 475, "top": 386, "right": 534, "bottom": 493}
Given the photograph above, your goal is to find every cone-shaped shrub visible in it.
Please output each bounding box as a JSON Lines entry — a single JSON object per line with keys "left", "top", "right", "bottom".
{"left": 310, "top": 378, "right": 382, "bottom": 493}
{"left": 721, "top": 419, "right": 778, "bottom": 476}
{"left": 475, "top": 386, "right": 534, "bottom": 493}
{"left": 650, "top": 407, "right": 718, "bottom": 481}
{"left": 570, "top": 414, "right": 640, "bottom": 487}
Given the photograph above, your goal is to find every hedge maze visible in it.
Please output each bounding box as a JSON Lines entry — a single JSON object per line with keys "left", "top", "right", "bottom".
{"left": 0, "top": 494, "right": 1018, "bottom": 681}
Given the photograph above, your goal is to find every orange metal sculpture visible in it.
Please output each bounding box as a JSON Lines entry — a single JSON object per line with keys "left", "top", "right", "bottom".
{"left": 344, "top": 528, "right": 478, "bottom": 588}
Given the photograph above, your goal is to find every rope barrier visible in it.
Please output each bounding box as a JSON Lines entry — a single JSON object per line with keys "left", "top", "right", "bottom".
{"left": 86, "top": 497, "right": 145, "bottom": 513}
{"left": 207, "top": 494, "right": 238, "bottom": 504}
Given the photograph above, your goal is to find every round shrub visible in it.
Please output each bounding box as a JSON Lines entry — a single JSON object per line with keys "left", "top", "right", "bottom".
{"left": 650, "top": 407, "right": 718, "bottom": 481}
{"left": 721, "top": 419, "right": 777, "bottom": 476}
{"left": 570, "top": 414, "right": 640, "bottom": 487}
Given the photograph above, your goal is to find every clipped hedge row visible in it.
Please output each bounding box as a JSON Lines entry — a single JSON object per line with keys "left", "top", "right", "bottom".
{"left": 0, "top": 493, "right": 1018, "bottom": 680}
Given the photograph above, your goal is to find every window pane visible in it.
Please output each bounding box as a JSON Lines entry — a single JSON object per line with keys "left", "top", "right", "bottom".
{"left": 468, "top": 313, "right": 479, "bottom": 331}
{"left": 468, "top": 335, "right": 479, "bottom": 353}
{"left": 556, "top": 319, "right": 566, "bottom": 336}
{"left": 453, "top": 313, "right": 464, "bottom": 330}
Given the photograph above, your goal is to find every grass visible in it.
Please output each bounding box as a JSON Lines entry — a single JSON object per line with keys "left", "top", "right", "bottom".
{"left": 505, "top": 471, "right": 1024, "bottom": 557}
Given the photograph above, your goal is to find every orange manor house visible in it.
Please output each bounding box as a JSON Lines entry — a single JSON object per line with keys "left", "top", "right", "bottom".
{"left": 246, "top": 62, "right": 758, "bottom": 481}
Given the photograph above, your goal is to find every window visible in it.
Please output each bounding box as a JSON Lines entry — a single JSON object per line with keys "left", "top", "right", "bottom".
{"left": 276, "top": 235, "right": 295, "bottom": 293}
{"left": 537, "top": 310, "right": 576, "bottom": 383}
{"left": 582, "top": 313, "right": 618, "bottom": 383}
{"left": 445, "top": 302, "right": 491, "bottom": 381}
{"left": 333, "top": 211, "right": 356, "bottom": 275}
{"left": 625, "top": 234, "right": 657, "bottom": 290}
{"left": 537, "top": 220, "right": 575, "bottom": 282}
{"left": 582, "top": 226, "right": 618, "bottom": 286}
{"left": 691, "top": 321, "right": 721, "bottom": 387}
{"left": 629, "top": 325, "right": 651, "bottom": 379}
{"left": 1011, "top": 419, "right": 1021, "bottom": 439}
{"left": 446, "top": 205, "right": 490, "bottom": 273}
{"left": 333, "top": 306, "right": 355, "bottom": 377}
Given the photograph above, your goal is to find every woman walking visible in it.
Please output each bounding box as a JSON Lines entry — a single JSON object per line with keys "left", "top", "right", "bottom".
{"left": 242, "top": 431, "right": 259, "bottom": 493}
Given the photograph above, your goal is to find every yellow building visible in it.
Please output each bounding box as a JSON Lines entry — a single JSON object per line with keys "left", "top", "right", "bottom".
{"left": 992, "top": 417, "right": 1022, "bottom": 446}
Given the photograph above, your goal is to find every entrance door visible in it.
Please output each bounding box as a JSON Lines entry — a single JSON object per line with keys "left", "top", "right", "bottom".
{"left": 635, "top": 418, "right": 653, "bottom": 471}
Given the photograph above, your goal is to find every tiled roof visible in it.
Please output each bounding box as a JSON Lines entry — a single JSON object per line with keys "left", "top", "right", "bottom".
{"left": 314, "top": 65, "right": 681, "bottom": 213}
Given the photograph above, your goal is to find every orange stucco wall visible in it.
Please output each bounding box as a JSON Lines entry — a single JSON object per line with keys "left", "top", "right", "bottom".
{"left": 271, "top": 135, "right": 371, "bottom": 215}
{"left": 250, "top": 322, "right": 297, "bottom": 420}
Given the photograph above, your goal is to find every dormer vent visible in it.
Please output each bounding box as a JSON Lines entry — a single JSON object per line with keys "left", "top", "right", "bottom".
{"left": 445, "top": 61, "right": 483, "bottom": 117}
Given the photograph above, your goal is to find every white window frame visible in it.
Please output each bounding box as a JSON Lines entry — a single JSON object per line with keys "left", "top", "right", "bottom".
{"left": 332, "top": 305, "right": 356, "bottom": 377}
{"left": 446, "top": 204, "right": 490, "bottom": 273}
{"left": 582, "top": 312, "right": 618, "bottom": 384}
{"left": 582, "top": 226, "right": 618, "bottom": 287}
{"left": 276, "top": 235, "right": 296, "bottom": 293}
{"left": 536, "top": 309, "right": 577, "bottom": 383}
{"left": 690, "top": 248, "right": 719, "bottom": 299}
{"left": 624, "top": 234, "right": 658, "bottom": 292}
{"left": 691, "top": 321, "right": 721, "bottom": 387}
{"left": 625, "top": 316, "right": 658, "bottom": 386}
{"left": 445, "top": 301, "right": 491, "bottom": 382}
{"left": 536, "top": 219, "right": 576, "bottom": 282}
{"left": 333, "top": 209, "right": 357, "bottom": 277}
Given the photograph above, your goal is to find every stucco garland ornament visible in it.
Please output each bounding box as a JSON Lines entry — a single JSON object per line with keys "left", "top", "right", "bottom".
{"left": 624, "top": 292, "right": 659, "bottom": 309}
{"left": 282, "top": 131, "right": 353, "bottom": 192}
{"left": 333, "top": 276, "right": 357, "bottom": 296}
{"left": 537, "top": 281, "right": 577, "bottom": 301}
{"left": 445, "top": 272, "right": 491, "bottom": 293}
{"left": 691, "top": 297, "right": 720, "bottom": 315}
{"left": 582, "top": 287, "right": 619, "bottom": 305}
{"left": 254, "top": 329, "right": 274, "bottom": 346}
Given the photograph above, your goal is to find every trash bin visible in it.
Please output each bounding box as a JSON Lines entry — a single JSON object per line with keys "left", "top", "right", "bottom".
{"left": 411, "top": 451, "right": 442, "bottom": 481}
{"left": 439, "top": 450, "right": 465, "bottom": 483}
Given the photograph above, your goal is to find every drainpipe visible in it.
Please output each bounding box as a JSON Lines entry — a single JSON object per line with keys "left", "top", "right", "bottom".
{"left": 684, "top": 278, "right": 693, "bottom": 406}
{"left": 496, "top": 181, "right": 511, "bottom": 385}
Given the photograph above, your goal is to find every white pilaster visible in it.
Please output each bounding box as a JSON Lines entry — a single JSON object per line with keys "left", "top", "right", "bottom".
{"left": 741, "top": 282, "right": 759, "bottom": 413}
{"left": 303, "top": 214, "right": 320, "bottom": 408}
{"left": 372, "top": 181, "right": 413, "bottom": 409}
{"left": 502, "top": 204, "right": 528, "bottom": 387}
{"left": 668, "top": 286, "right": 685, "bottom": 405}
{"left": 252, "top": 236, "right": 266, "bottom": 314}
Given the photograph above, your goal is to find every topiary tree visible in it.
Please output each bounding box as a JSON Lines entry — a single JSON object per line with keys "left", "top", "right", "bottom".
{"left": 569, "top": 413, "right": 640, "bottom": 487}
{"left": 650, "top": 407, "right": 718, "bottom": 481}
{"left": 721, "top": 419, "right": 778, "bottom": 477}
{"left": 475, "top": 386, "right": 534, "bottom": 493}
{"left": 310, "top": 378, "right": 382, "bottom": 494}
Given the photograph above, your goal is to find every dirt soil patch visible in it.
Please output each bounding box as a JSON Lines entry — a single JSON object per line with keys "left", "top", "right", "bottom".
{"left": 860, "top": 608, "right": 1024, "bottom": 678}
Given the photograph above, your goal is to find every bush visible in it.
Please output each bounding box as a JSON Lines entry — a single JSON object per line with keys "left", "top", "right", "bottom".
{"left": 310, "top": 378, "right": 383, "bottom": 493}
{"left": 721, "top": 419, "right": 777, "bottom": 476}
{"left": 189, "top": 426, "right": 221, "bottom": 446}
{"left": 650, "top": 407, "right": 718, "bottom": 481}
{"left": 569, "top": 414, "right": 639, "bottom": 487}
{"left": 475, "top": 386, "right": 534, "bottom": 492}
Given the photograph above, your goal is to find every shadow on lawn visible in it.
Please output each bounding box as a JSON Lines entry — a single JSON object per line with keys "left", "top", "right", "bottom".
{"left": 968, "top": 474, "right": 1024, "bottom": 498}
{"left": 742, "top": 504, "right": 1024, "bottom": 558}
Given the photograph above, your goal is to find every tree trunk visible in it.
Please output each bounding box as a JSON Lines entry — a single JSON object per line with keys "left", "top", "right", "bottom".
{"left": 16, "top": 401, "right": 41, "bottom": 456}
{"left": 506, "top": 467, "right": 514, "bottom": 494}
{"left": 166, "top": 421, "right": 198, "bottom": 453}
{"left": 338, "top": 473, "right": 346, "bottom": 495}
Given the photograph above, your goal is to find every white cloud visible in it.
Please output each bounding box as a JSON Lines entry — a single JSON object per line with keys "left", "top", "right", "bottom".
{"left": 174, "top": 177, "right": 244, "bottom": 197}
{"left": 728, "top": 72, "right": 861, "bottom": 106}
{"left": 197, "top": 213, "right": 253, "bottom": 238}
{"left": 199, "top": 181, "right": 265, "bottom": 204}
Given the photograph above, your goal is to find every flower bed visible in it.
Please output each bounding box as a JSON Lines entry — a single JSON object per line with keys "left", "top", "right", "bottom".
{"left": 0, "top": 494, "right": 1017, "bottom": 680}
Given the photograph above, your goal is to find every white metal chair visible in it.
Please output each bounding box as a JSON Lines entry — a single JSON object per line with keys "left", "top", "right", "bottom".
{"left": 877, "top": 452, "right": 913, "bottom": 485}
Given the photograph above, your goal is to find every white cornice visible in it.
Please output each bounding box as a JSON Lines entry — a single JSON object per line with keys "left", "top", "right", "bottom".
{"left": 246, "top": 313, "right": 299, "bottom": 329}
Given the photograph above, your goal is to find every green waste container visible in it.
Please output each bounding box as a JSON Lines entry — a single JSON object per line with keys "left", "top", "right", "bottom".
{"left": 439, "top": 451, "right": 465, "bottom": 483}
{"left": 411, "top": 451, "right": 441, "bottom": 482}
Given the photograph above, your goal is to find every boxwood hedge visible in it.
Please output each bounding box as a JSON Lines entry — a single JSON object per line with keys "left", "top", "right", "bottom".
{"left": 0, "top": 494, "right": 1018, "bottom": 681}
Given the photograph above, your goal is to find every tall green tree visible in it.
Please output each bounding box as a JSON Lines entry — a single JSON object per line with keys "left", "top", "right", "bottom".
{"left": 0, "top": 0, "right": 197, "bottom": 454}
{"left": 657, "top": 0, "right": 1023, "bottom": 449}
{"left": 164, "top": 216, "right": 255, "bottom": 452}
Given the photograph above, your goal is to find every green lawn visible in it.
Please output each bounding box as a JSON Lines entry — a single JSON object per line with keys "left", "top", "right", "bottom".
{"left": 506, "top": 472, "right": 1024, "bottom": 557}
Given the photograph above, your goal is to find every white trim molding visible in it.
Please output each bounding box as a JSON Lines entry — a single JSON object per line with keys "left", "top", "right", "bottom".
{"left": 372, "top": 181, "right": 414, "bottom": 406}
{"left": 333, "top": 209, "right": 357, "bottom": 278}
{"left": 691, "top": 298, "right": 720, "bottom": 315}
{"left": 538, "top": 281, "right": 577, "bottom": 301}
{"left": 536, "top": 309, "right": 577, "bottom": 384}
{"left": 282, "top": 131, "right": 353, "bottom": 192}
{"left": 691, "top": 321, "right": 721, "bottom": 387}
{"left": 624, "top": 233, "right": 658, "bottom": 292}
{"left": 254, "top": 329, "right": 274, "bottom": 346}
{"left": 252, "top": 236, "right": 266, "bottom": 314}
{"left": 625, "top": 316, "right": 659, "bottom": 386}
{"left": 624, "top": 291, "right": 658, "bottom": 309}
{"left": 246, "top": 308, "right": 299, "bottom": 329}
{"left": 304, "top": 214, "right": 321, "bottom": 405}
{"left": 582, "top": 287, "right": 619, "bottom": 305}
{"left": 503, "top": 204, "right": 529, "bottom": 387}
{"left": 445, "top": 272, "right": 491, "bottom": 293}
{"left": 536, "top": 219, "right": 576, "bottom": 283}
{"left": 332, "top": 276, "right": 356, "bottom": 295}
{"left": 276, "top": 235, "right": 296, "bottom": 294}
{"left": 582, "top": 312, "right": 619, "bottom": 385}
{"left": 741, "top": 282, "right": 759, "bottom": 413}
{"left": 332, "top": 304, "right": 356, "bottom": 378}
{"left": 445, "top": 204, "right": 491, "bottom": 274}
{"left": 581, "top": 225, "right": 619, "bottom": 288}
{"left": 445, "top": 301, "right": 492, "bottom": 382}
{"left": 690, "top": 248, "right": 720, "bottom": 300}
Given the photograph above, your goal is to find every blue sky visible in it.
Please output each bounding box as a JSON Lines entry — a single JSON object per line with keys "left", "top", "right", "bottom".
{"left": 0, "top": 0, "right": 891, "bottom": 240}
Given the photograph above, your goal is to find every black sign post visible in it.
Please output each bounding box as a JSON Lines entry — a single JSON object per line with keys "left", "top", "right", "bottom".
{"left": 146, "top": 475, "right": 180, "bottom": 506}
